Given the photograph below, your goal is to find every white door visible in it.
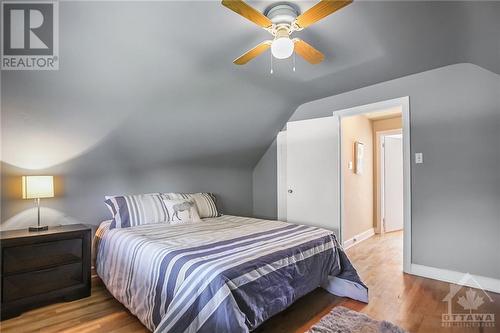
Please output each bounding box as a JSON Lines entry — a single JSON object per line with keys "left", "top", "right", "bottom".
{"left": 286, "top": 116, "right": 340, "bottom": 237}
{"left": 383, "top": 135, "right": 404, "bottom": 232}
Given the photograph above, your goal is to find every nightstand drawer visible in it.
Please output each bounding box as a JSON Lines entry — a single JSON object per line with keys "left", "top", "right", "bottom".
{"left": 1, "top": 224, "right": 91, "bottom": 319}
{"left": 3, "top": 239, "right": 83, "bottom": 275}
{"left": 2, "top": 262, "right": 83, "bottom": 302}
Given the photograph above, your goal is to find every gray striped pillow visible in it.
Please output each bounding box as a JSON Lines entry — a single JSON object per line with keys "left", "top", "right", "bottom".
{"left": 105, "top": 193, "right": 169, "bottom": 229}
{"left": 162, "top": 192, "right": 219, "bottom": 218}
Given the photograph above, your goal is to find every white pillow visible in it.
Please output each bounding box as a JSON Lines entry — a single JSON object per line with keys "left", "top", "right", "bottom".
{"left": 162, "top": 198, "right": 202, "bottom": 225}
{"left": 162, "top": 193, "right": 219, "bottom": 218}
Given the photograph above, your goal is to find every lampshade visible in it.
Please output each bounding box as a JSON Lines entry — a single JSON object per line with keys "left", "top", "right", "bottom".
{"left": 22, "top": 176, "right": 54, "bottom": 199}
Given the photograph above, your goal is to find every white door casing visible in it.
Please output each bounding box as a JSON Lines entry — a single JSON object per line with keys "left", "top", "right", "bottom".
{"left": 333, "top": 96, "right": 411, "bottom": 273}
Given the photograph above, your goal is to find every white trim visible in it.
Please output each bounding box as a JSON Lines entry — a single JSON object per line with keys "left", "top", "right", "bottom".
{"left": 334, "top": 96, "right": 412, "bottom": 273}
{"left": 343, "top": 228, "right": 375, "bottom": 250}
{"left": 402, "top": 98, "right": 411, "bottom": 274}
{"left": 334, "top": 114, "right": 341, "bottom": 241}
{"left": 410, "top": 264, "right": 500, "bottom": 294}
{"left": 276, "top": 131, "right": 287, "bottom": 221}
{"left": 377, "top": 129, "right": 403, "bottom": 234}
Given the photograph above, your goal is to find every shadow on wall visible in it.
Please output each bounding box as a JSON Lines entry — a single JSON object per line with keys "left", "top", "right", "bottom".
{"left": 1, "top": 102, "right": 130, "bottom": 171}
{"left": 1, "top": 102, "right": 123, "bottom": 230}
{"left": 1, "top": 96, "right": 254, "bottom": 230}
{"left": 1, "top": 207, "right": 81, "bottom": 231}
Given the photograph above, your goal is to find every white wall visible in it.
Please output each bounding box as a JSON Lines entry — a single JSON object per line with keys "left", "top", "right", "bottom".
{"left": 253, "top": 63, "right": 500, "bottom": 280}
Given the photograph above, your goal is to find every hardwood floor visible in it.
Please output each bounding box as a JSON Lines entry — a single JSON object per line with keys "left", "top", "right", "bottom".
{"left": 1, "top": 231, "right": 498, "bottom": 332}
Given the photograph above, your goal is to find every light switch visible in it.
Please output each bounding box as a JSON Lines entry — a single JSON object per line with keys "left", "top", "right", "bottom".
{"left": 348, "top": 161, "right": 353, "bottom": 170}
{"left": 415, "top": 153, "right": 423, "bottom": 164}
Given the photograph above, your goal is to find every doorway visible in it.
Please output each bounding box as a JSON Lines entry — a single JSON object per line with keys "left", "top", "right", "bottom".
{"left": 340, "top": 109, "right": 404, "bottom": 250}
{"left": 337, "top": 97, "right": 411, "bottom": 273}
{"left": 276, "top": 97, "right": 411, "bottom": 272}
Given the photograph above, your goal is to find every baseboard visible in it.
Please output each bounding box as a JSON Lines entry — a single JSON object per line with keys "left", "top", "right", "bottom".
{"left": 343, "top": 228, "right": 374, "bottom": 250}
{"left": 410, "top": 264, "right": 500, "bottom": 294}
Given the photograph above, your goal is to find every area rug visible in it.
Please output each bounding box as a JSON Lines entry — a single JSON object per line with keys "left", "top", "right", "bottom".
{"left": 307, "top": 306, "right": 407, "bottom": 333}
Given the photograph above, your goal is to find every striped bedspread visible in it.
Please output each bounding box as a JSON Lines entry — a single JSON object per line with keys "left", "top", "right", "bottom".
{"left": 96, "top": 215, "right": 367, "bottom": 333}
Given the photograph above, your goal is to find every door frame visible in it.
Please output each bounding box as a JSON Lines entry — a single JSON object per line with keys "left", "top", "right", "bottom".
{"left": 379, "top": 129, "right": 403, "bottom": 234}
{"left": 335, "top": 96, "right": 411, "bottom": 273}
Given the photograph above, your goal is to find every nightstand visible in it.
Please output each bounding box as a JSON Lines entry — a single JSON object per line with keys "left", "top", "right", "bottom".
{"left": 0, "top": 224, "right": 91, "bottom": 319}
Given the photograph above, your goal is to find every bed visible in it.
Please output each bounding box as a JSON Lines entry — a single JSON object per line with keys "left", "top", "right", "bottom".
{"left": 95, "top": 215, "right": 368, "bottom": 333}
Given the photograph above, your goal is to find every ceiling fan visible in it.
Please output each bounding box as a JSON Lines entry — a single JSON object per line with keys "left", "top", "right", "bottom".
{"left": 221, "top": 0, "right": 352, "bottom": 66}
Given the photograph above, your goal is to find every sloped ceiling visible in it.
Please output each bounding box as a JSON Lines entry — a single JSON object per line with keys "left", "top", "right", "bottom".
{"left": 2, "top": 1, "right": 499, "bottom": 173}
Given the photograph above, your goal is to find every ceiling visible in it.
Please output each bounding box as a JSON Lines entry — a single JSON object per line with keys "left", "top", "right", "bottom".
{"left": 2, "top": 1, "right": 499, "bottom": 173}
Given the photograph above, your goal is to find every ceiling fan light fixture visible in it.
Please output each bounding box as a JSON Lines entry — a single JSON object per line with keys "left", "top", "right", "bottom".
{"left": 271, "top": 36, "right": 294, "bottom": 59}
{"left": 222, "top": 0, "right": 349, "bottom": 65}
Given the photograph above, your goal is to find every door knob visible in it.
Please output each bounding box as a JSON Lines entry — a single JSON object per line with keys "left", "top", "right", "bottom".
{"left": 288, "top": 189, "right": 293, "bottom": 194}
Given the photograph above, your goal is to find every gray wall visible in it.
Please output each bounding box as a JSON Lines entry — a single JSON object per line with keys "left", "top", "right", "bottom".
{"left": 2, "top": 2, "right": 498, "bottom": 231}
{"left": 252, "top": 139, "right": 277, "bottom": 219}
{"left": 0, "top": 1, "right": 269, "bottom": 229}
{"left": 1, "top": 1, "right": 499, "bottom": 277}
{"left": 253, "top": 63, "right": 500, "bottom": 279}
{"left": 1, "top": 159, "right": 253, "bottom": 230}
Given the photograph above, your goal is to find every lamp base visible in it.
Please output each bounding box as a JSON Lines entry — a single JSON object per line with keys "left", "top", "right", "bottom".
{"left": 28, "top": 225, "right": 49, "bottom": 232}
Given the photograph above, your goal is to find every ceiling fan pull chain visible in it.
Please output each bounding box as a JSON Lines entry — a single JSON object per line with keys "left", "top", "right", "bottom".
{"left": 293, "top": 52, "right": 296, "bottom": 72}
{"left": 270, "top": 52, "right": 274, "bottom": 74}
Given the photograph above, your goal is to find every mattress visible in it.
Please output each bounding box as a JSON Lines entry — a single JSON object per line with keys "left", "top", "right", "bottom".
{"left": 95, "top": 215, "right": 368, "bottom": 333}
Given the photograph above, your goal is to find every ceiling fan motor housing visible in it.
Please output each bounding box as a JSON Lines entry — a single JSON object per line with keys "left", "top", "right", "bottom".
{"left": 265, "top": 4, "right": 299, "bottom": 27}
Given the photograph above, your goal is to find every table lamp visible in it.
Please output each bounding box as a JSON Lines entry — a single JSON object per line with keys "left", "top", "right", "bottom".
{"left": 22, "top": 176, "right": 54, "bottom": 232}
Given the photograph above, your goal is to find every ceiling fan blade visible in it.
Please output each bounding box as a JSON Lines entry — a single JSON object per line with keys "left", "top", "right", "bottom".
{"left": 294, "top": 0, "right": 352, "bottom": 29}
{"left": 234, "top": 41, "right": 272, "bottom": 65}
{"left": 222, "top": 0, "right": 273, "bottom": 29}
{"left": 294, "top": 39, "right": 324, "bottom": 64}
